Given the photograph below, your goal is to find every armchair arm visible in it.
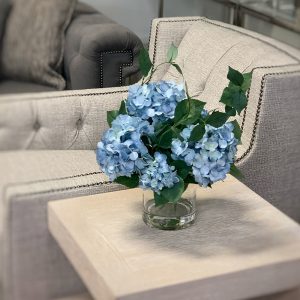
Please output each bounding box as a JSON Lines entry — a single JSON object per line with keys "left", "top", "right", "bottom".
{"left": 0, "top": 150, "right": 123, "bottom": 300}
{"left": 237, "top": 65, "right": 300, "bottom": 222}
{"left": 0, "top": 86, "right": 128, "bottom": 150}
{"left": 64, "top": 4, "right": 143, "bottom": 89}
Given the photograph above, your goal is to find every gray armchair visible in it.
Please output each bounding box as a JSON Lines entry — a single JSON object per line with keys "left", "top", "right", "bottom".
{"left": 0, "top": 16, "right": 300, "bottom": 300}
{"left": 0, "top": 2, "right": 143, "bottom": 94}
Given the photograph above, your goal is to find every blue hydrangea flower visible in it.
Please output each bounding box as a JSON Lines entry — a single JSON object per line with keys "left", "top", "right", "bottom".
{"left": 171, "top": 122, "right": 238, "bottom": 187}
{"left": 171, "top": 124, "right": 196, "bottom": 166}
{"left": 139, "top": 152, "right": 179, "bottom": 194}
{"left": 96, "top": 115, "right": 154, "bottom": 180}
{"left": 126, "top": 81, "right": 186, "bottom": 125}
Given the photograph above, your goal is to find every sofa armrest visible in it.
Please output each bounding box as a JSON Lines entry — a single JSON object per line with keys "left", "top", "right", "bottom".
{"left": 0, "top": 86, "right": 128, "bottom": 150}
{"left": 0, "top": 150, "right": 123, "bottom": 300}
{"left": 64, "top": 8, "right": 143, "bottom": 90}
{"left": 237, "top": 65, "right": 300, "bottom": 222}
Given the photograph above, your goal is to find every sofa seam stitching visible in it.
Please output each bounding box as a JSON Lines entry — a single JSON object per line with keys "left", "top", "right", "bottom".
{"left": 10, "top": 181, "right": 116, "bottom": 200}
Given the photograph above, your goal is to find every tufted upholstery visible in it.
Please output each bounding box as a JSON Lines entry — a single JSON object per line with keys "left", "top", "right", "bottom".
{"left": 0, "top": 87, "right": 128, "bottom": 150}
{"left": 0, "top": 17, "right": 300, "bottom": 300}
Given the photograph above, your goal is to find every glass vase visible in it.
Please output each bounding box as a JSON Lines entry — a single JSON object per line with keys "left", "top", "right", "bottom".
{"left": 142, "top": 185, "right": 197, "bottom": 230}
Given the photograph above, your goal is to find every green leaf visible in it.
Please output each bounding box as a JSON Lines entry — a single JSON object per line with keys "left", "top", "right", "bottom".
{"left": 167, "top": 43, "right": 178, "bottom": 62}
{"left": 107, "top": 110, "right": 119, "bottom": 127}
{"left": 229, "top": 164, "right": 244, "bottom": 179}
{"left": 138, "top": 48, "right": 153, "bottom": 76}
{"left": 232, "top": 91, "right": 247, "bottom": 115}
{"left": 241, "top": 71, "right": 252, "bottom": 92}
{"left": 182, "top": 100, "right": 205, "bottom": 125}
{"left": 220, "top": 86, "right": 248, "bottom": 115}
{"left": 154, "top": 192, "right": 169, "bottom": 207}
{"left": 189, "top": 123, "right": 205, "bottom": 142}
{"left": 191, "top": 99, "right": 206, "bottom": 111}
{"left": 170, "top": 160, "right": 191, "bottom": 180}
{"left": 171, "top": 63, "right": 183, "bottom": 75}
{"left": 114, "top": 174, "right": 139, "bottom": 188}
{"left": 225, "top": 105, "right": 236, "bottom": 116}
{"left": 119, "top": 100, "right": 127, "bottom": 115}
{"left": 157, "top": 128, "right": 174, "bottom": 149}
{"left": 159, "top": 177, "right": 185, "bottom": 205}
{"left": 231, "top": 120, "right": 242, "bottom": 141}
{"left": 206, "top": 112, "right": 229, "bottom": 128}
{"left": 174, "top": 99, "right": 206, "bottom": 126}
{"left": 227, "top": 67, "right": 244, "bottom": 86}
{"left": 221, "top": 86, "right": 238, "bottom": 106}
{"left": 185, "top": 174, "right": 197, "bottom": 184}
{"left": 174, "top": 99, "right": 189, "bottom": 123}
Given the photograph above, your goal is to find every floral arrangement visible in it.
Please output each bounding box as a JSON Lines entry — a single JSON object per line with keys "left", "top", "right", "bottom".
{"left": 97, "top": 45, "right": 252, "bottom": 206}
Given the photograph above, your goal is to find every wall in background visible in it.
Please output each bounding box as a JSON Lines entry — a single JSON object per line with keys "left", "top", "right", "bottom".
{"left": 82, "top": 0, "right": 160, "bottom": 44}
{"left": 81, "top": 0, "right": 229, "bottom": 44}
{"left": 163, "top": 0, "right": 231, "bottom": 22}
{"left": 82, "top": 0, "right": 299, "bottom": 49}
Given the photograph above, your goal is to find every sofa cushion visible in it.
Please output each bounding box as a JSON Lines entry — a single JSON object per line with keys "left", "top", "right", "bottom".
{"left": 0, "top": 0, "right": 76, "bottom": 90}
{"left": 0, "top": 80, "right": 56, "bottom": 94}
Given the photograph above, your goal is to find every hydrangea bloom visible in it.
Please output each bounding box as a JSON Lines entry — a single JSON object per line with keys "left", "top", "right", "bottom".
{"left": 126, "top": 81, "right": 186, "bottom": 125}
{"left": 97, "top": 115, "right": 154, "bottom": 180}
{"left": 139, "top": 152, "right": 179, "bottom": 194}
{"left": 171, "top": 122, "right": 238, "bottom": 187}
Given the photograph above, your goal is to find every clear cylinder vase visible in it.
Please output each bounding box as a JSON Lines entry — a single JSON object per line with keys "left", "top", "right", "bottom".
{"left": 142, "top": 185, "right": 197, "bottom": 230}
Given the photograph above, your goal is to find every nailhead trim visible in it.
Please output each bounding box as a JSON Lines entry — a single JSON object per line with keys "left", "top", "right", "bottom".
{"left": 241, "top": 89, "right": 250, "bottom": 133}
{"left": 3, "top": 89, "right": 129, "bottom": 102}
{"left": 4, "top": 171, "right": 114, "bottom": 198}
{"left": 99, "top": 50, "right": 134, "bottom": 87}
{"left": 236, "top": 69, "right": 300, "bottom": 163}
{"left": 240, "top": 64, "right": 300, "bottom": 132}
{"left": 6, "top": 171, "right": 104, "bottom": 186}
{"left": 12, "top": 180, "right": 115, "bottom": 199}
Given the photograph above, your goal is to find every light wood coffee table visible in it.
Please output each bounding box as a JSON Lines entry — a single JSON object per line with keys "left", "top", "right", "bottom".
{"left": 48, "top": 176, "right": 300, "bottom": 300}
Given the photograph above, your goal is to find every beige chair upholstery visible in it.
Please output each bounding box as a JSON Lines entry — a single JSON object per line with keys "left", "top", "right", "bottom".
{"left": 0, "top": 17, "right": 299, "bottom": 300}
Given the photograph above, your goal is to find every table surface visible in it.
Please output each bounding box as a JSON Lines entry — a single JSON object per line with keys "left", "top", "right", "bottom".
{"left": 48, "top": 176, "right": 300, "bottom": 300}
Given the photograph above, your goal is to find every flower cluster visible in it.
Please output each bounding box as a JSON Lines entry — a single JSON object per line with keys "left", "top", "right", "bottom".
{"left": 126, "top": 81, "right": 186, "bottom": 125}
{"left": 96, "top": 114, "right": 154, "bottom": 180}
{"left": 139, "top": 152, "right": 179, "bottom": 194}
{"left": 97, "top": 46, "right": 250, "bottom": 205}
{"left": 172, "top": 123, "right": 238, "bottom": 187}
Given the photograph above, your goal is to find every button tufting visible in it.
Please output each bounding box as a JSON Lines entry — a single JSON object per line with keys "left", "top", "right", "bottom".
{"left": 33, "top": 121, "right": 40, "bottom": 131}
{"left": 76, "top": 118, "right": 83, "bottom": 130}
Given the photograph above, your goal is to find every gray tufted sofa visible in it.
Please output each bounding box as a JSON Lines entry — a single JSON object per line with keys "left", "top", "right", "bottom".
{"left": 0, "top": 17, "right": 300, "bottom": 300}
{"left": 0, "top": 2, "right": 143, "bottom": 94}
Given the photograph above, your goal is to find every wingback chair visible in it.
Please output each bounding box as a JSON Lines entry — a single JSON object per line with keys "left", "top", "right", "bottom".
{"left": 0, "top": 17, "right": 300, "bottom": 300}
